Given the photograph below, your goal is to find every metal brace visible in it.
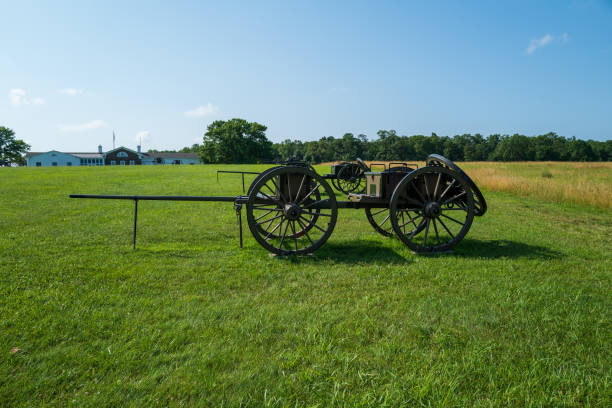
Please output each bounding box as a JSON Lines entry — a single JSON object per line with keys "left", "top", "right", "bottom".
{"left": 234, "top": 202, "right": 243, "bottom": 248}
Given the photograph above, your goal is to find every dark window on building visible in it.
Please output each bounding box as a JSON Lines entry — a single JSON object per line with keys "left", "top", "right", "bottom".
{"left": 36, "top": 162, "right": 41, "bottom": 166}
{"left": 52, "top": 162, "right": 57, "bottom": 166}
{"left": 67, "top": 162, "right": 72, "bottom": 166}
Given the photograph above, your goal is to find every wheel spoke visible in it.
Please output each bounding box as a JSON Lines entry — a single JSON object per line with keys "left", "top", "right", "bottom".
{"left": 410, "top": 180, "right": 428, "bottom": 204}
{"left": 423, "top": 218, "right": 431, "bottom": 247}
{"left": 290, "top": 220, "right": 298, "bottom": 250}
{"left": 433, "top": 218, "right": 441, "bottom": 245}
{"left": 379, "top": 214, "right": 390, "bottom": 226}
{"left": 264, "top": 218, "right": 284, "bottom": 240}
{"left": 287, "top": 173, "right": 292, "bottom": 202}
{"left": 441, "top": 213, "right": 465, "bottom": 226}
{"left": 371, "top": 208, "right": 388, "bottom": 216}
{"left": 296, "top": 174, "right": 307, "bottom": 202}
{"left": 408, "top": 219, "right": 426, "bottom": 241}
{"left": 437, "top": 217, "right": 455, "bottom": 239}
{"left": 300, "top": 215, "right": 326, "bottom": 233}
{"left": 424, "top": 174, "right": 431, "bottom": 200}
{"left": 278, "top": 220, "right": 290, "bottom": 249}
{"left": 441, "top": 191, "right": 466, "bottom": 206}
{"left": 256, "top": 213, "right": 284, "bottom": 226}
{"left": 433, "top": 173, "right": 442, "bottom": 200}
{"left": 270, "top": 177, "right": 288, "bottom": 203}
{"left": 252, "top": 206, "right": 283, "bottom": 212}
{"left": 298, "top": 183, "right": 321, "bottom": 204}
{"left": 438, "top": 179, "right": 456, "bottom": 201}
{"left": 398, "top": 214, "right": 422, "bottom": 229}
{"left": 297, "top": 218, "right": 314, "bottom": 245}
{"left": 302, "top": 210, "right": 330, "bottom": 217}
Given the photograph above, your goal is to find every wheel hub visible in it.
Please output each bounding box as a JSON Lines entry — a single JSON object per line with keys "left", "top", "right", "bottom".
{"left": 424, "top": 201, "right": 441, "bottom": 218}
{"left": 284, "top": 203, "right": 301, "bottom": 220}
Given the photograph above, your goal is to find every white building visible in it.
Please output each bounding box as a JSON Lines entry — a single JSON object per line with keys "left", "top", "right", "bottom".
{"left": 25, "top": 150, "right": 103, "bottom": 167}
{"left": 26, "top": 145, "right": 200, "bottom": 167}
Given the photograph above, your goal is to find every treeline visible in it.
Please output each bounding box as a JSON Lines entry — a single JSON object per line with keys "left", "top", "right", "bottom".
{"left": 272, "top": 131, "right": 611, "bottom": 162}
{"left": 148, "top": 144, "right": 200, "bottom": 154}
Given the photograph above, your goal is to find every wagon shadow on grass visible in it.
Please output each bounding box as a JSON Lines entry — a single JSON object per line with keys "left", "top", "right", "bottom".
{"left": 271, "top": 239, "right": 412, "bottom": 265}
{"left": 454, "top": 239, "right": 563, "bottom": 259}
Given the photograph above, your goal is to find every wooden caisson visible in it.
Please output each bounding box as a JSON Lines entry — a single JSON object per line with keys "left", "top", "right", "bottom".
{"left": 70, "top": 154, "right": 487, "bottom": 256}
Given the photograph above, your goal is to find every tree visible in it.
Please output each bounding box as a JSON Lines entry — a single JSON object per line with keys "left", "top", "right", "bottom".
{"left": 0, "top": 127, "right": 30, "bottom": 166}
{"left": 200, "top": 119, "right": 274, "bottom": 163}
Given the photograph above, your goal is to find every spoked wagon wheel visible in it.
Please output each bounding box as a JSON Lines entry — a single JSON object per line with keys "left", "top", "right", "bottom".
{"left": 365, "top": 207, "right": 424, "bottom": 237}
{"left": 389, "top": 166, "right": 475, "bottom": 253}
{"left": 337, "top": 163, "right": 366, "bottom": 194}
{"left": 365, "top": 207, "right": 394, "bottom": 236}
{"left": 426, "top": 154, "right": 487, "bottom": 216}
{"left": 246, "top": 166, "right": 338, "bottom": 255}
{"left": 249, "top": 166, "right": 321, "bottom": 240}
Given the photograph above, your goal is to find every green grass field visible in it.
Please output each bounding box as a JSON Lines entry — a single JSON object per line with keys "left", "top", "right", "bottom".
{"left": 1, "top": 164, "right": 610, "bottom": 407}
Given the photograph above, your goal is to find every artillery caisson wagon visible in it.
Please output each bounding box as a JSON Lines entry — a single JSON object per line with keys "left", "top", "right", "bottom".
{"left": 70, "top": 154, "right": 486, "bottom": 256}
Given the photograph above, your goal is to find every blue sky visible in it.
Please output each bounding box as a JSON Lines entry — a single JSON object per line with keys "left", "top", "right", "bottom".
{"left": 1, "top": 0, "right": 611, "bottom": 151}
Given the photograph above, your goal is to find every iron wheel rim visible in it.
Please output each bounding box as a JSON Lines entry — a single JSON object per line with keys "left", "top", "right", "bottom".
{"left": 390, "top": 166, "right": 475, "bottom": 253}
{"left": 426, "top": 154, "right": 487, "bottom": 216}
{"left": 246, "top": 166, "right": 337, "bottom": 255}
{"left": 337, "top": 163, "right": 365, "bottom": 194}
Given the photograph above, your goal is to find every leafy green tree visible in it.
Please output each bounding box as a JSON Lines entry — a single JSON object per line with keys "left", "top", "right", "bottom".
{"left": 0, "top": 126, "right": 30, "bottom": 166}
{"left": 200, "top": 119, "right": 273, "bottom": 163}
{"left": 567, "top": 137, "right": 594, "bottom": 161}
{"left": 275, "top": 139, "right": 304, "bottom": 160}
{"left": 491, "top": 134, "right": 534, "bottom": 161}
{"left": 179, "top": 144, "right": 201, "bottom": 153}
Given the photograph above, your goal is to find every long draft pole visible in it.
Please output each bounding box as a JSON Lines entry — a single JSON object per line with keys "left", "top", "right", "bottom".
{"left": 69, "top": 194, "right": 244, "bottom": 249}
{"left": 133, "top": 199, "right": 138, "bottom": 249}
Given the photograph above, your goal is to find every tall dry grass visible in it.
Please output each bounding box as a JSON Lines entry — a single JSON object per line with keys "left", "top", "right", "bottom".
{"left": 318, "top": 161, "right": 612, "bottom": 209}
{"left": 454, "top": 162, "right": 612, "bottom": 209}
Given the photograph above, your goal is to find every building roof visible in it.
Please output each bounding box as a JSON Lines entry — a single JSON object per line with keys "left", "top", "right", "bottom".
{"left": 25, "top": 150, "right": 199, "bottom": 160}
{"left": 25, "top": 151, "right": 103, "bottom": 159}
{"left": 71, "top": 153, "right": 104, "bottom": 159}
{"left": 105, "top": 146, "right": 139, "bottom": 155}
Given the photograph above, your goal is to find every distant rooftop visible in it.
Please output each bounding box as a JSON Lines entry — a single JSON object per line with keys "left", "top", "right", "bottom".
{"left": 25, "top": 152, "right": 103, "bottom": 159}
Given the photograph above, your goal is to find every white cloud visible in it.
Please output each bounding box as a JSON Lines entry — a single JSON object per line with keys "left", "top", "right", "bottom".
{"left": 59, "top": 120, "right": 108, "bottom": 132}
{"left": 58, "top": 88, "right": 83, "bottom": 96}
{"left": 185, "top": 103, "right": 219, "bottom": 117}
{"left": 135, "top": 130, "right": 151, "bottom": 143}
{"left": 527, "top": 34, "right": 554, "bottom": 54}
{"left": 9, "top": 88, "right": 45, "bottom": 106}
{"left": 560, "top": 33, "right": 569, "bottom": 43}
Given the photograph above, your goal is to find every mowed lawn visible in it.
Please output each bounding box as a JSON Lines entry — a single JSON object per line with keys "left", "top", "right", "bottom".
{"left": 1, "top": 164, "right": 610, "bottom": 407}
